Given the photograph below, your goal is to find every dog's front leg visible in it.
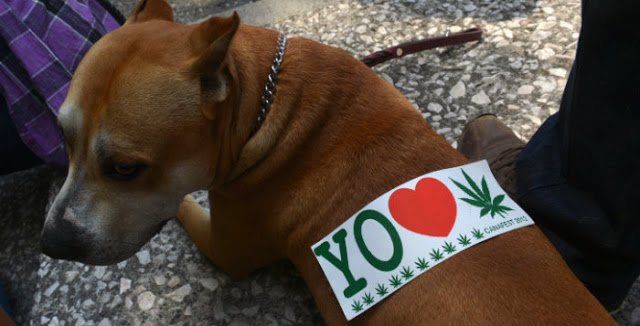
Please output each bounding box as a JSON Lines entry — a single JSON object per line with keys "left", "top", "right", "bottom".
{"left": 177, "top": 195, "right": 216, "bottom": 262}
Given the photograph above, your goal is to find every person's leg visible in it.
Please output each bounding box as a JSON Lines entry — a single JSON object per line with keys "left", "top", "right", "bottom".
{"left": 517, "top": 0, "right": 640, "bottom": 310}
{"left": 460, "top": 0, "right": 640, "bottom": 310}
{"left": 0, "top": 95, "right": 42, "bottom": 175}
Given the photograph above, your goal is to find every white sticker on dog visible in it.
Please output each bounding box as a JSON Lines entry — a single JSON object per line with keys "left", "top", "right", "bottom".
{"left": 311, "top": 160, "right": 534, "bottom": 320}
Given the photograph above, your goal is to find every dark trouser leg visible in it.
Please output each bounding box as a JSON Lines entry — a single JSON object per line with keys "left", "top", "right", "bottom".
{"left": 0, "top": 95, "right": 42, "bottom": 175}
{"left": 516, "top": 0, "right": 640, "bottom": 310}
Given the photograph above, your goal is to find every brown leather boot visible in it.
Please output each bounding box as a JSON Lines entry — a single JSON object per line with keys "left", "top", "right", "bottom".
{"left": 458, "top": 114, "right": 525, "bottom": 198}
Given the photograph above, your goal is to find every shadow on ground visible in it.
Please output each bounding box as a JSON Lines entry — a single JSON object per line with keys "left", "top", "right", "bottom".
{"left": 0, "top": 166, "right": 64, "bottom": 324}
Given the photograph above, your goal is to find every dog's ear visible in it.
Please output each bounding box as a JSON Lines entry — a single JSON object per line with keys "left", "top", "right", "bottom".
{"left": 189, "top": 12, "right": 240, "bottom": 118}
{"left": 125, "top": 0, "right": 174, "bottom": 24}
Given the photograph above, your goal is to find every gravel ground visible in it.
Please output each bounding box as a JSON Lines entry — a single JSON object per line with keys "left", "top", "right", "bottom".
{"left": 109, "top": 0, "right": 257, "bottom": 23}
{"left": 1, "top": 0, "right": 639, "bottom": 325}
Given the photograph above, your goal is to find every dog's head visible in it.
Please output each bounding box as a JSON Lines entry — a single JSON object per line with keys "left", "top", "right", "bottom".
{"left": 41, "top": 0, "right": 241, "bottom": 264}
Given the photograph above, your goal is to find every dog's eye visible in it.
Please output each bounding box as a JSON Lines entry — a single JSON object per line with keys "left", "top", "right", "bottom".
{"left": 107, "top": 163, "right": 146, "bottom": 181}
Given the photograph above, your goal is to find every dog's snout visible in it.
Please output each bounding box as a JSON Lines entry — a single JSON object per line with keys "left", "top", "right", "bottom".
{"left": 41, "top": 220, "right": 86, "bottom": 261}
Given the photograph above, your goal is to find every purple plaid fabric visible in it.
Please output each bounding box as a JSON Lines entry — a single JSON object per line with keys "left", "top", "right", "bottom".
{"left": 0, "top": 0, "right": 122, "bottom": 165}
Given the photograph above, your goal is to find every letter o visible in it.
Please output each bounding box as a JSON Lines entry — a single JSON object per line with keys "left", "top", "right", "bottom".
{"left": 353, "top": 210, "right": 403, "bottom": 272}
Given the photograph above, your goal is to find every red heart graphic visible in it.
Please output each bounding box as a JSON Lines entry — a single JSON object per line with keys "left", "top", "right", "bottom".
{"left": 388, "top": 178, "right": 457, "bottom": 237}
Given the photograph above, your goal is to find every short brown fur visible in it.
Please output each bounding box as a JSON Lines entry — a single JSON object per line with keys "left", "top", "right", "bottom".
{"left": 48, "top": 0, "right": 615, "bottom": 324}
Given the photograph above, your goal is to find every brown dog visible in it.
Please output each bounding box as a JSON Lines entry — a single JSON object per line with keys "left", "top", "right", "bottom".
{"left": 40, "top": 0, "right": 615, "bottom": 324}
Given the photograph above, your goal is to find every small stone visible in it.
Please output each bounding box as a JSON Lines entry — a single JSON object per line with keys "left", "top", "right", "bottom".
{"left": 242, "top": 306, "right": 260, "bottom": 317}
{"left": 527, "top": 115, "right": 542, "bottom": 125}
{"left": 503, "top": 28, "right": 513, "bottom": 39}
{"left": 251, "top": 281, "right": 263, "bottom": 296}
{"left": 510, "top": 60, "right": 523, "bottom": 69}
{"left": 213, "top": 296, "right": 225, "bottom": 321}
{"left": 125, "top": 297, "right": 133, "bottom": 309}
{"left": 97, "top": 281, "right": 107, "bottom": 290}
{"left": 137, "top": 291, "right": 156, "bottom": 311}
{"left": 548, "top": 68, "right": 567, "bottom": 78}
{"left": 120, "top": 278, "right": 132, "bottom": 294}
{"left": 99, "top": 293, "right": 112, "bottom": 304}
{"left": 82, "top": 299, "right": 95, "bottom": 309}
{"left": 59, "top": 285, "right": 69, "bottom": 294}
{"left": 154, "top": 275, "right": 167, "bottom": 286}
{"left": 427, "top": 102, "right": 443, "bottom": 113}
{"left": 360, "top": 35, "right": 373, "bottom": 43}
{"left": 44, "top": 282, "right": 60, "bottom": 297}
{"left": 184, "top": 306, "right": 193, "bottom": 316}
{"left": 471, "top": 91, "right": 491, "bottom": 105}
{"left": 166, "top": 284, "right": 192, "bottom": 303}
{"left": 200, "top": 278, "right": 219, "bottom": 291}
{"left": 136, "top": 250, "right": 151, "bottom": 265}
{"left": 437, "top": 127, "right": 452, "bottom": 135}
{"left": 517, "top": 85, "right": 534, "bottom": 95}
{"left": 531, "top": 106, "right": 542, "bottom": 116}
{"left": 48, "top": 317, "right": 60, "bottom": 326}
{"left": 152, "top": 253, "right": 166, "bottom": 266}
{"left": 97, "top": 318, "right": 112, "bottom": 326}
{"left": 167, "top": 276, "right": 181, "bottom": 288}
{"left": 535, "top": 48, "right": 555, "bottom": 60}
{"left": 537, "top": 21, "right": 557, "bottom": 30}
{"left": 41, "top": 316, "right": 50, "bottom": 324}
{"left": 449, "top": 81, "right": 466, "bottom": 98}
{"left": 65, "top": 271, "right": 79, "bottom": 282}
{"left": 109, "top": 296, "right": 123, "bottom": 309}
{"left": 93, "top": 266, "right": 106, "bottom": 279}
{"left": 355, "top": 25, "right": 367, "bottom": 33}
{"left": 117, "top": 260, "right": 127, "bottom": 269}
{"left": 533, "top": 80, "right": 556, "bottom": 93}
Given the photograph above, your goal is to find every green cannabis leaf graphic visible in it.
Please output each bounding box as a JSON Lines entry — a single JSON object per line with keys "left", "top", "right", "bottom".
{"left": 430, "top": 248, "right": 444, "bottom": 261}
{"left": 471, "top": 228, "right": 484, "bottom": 239}
{"left": 457, "top": 234, "right": 472, "bottom": 246}
{"left": 389, "top": 275, "right": 403, "bottom": 288}
{"left": 352, "top": 300, "right": 364, "bottom": 312}
{"left": 415, "top": 257, "right": 430, "bottom": 271}
{"left": 400, "top": 266, "right": 415, "bottom": 280}
{"left": 450, "top": 169, "right": 514, "bottom": 218}
{"left": 375, "top": 283, "right": 389, "bottom": 297}
{"left": 362, "top": 292, "right": 374, "bottom": 305}
{"left": 442, "top": 241, "right": 457, "bottom": 254}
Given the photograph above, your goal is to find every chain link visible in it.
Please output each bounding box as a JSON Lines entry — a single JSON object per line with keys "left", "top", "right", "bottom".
{"left": 253, "top": 34, "right": 287, "bottom": 134}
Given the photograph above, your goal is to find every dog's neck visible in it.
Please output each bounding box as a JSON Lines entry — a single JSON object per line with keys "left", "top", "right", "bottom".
{"left": 208, "top": 24, "right": 469, "bottom": 264}
{"left": 203, "top": 25, "right": 283, "bottom": 187}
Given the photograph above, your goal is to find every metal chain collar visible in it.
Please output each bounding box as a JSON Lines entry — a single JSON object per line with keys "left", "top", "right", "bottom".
{"left": 253, "top": 34, "right": 288, "bottom": 135}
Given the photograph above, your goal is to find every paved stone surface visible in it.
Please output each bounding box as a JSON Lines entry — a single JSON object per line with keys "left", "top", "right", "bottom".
{"left": 1, "top": 0, "right": 638, "bottom": 325}
{"left": 110, "top": 0, "right": 256, "bottom": 23}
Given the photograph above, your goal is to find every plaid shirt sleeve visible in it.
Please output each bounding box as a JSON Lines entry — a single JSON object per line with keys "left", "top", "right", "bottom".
{"left": 0, "top": 0, "right": 122, "bottom": 165}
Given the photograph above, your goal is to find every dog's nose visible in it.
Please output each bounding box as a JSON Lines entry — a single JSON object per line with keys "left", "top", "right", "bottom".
{"left": 40, "top": 221, "right": 86, "bottom": 260}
